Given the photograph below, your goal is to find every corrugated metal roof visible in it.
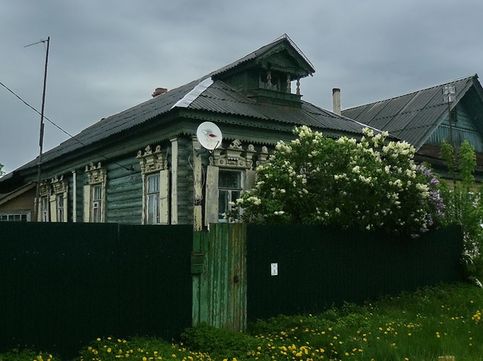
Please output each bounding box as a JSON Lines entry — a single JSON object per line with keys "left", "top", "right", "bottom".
{"left": 189, "top": 80, "right": 366, "bottom": 134}
{"left": 15, "top": 78, "right": 364, "bottom": 175}
{"left": 211, "top": 34, "right": 315, "bottom": 77}
{"left": 342, "top": 75, "right": 477, "bottom": 149}
{"left": 16, "top": 78, "right": 204, "bottom": 171}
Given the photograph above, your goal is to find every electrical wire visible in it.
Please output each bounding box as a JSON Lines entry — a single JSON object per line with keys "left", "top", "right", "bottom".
{"left": 0, "top": 80, "right": 135, "bottom": 172}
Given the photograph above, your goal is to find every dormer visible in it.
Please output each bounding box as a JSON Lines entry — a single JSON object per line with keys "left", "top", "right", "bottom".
{"left": 211, "top": 34, "right": 315, "bottom": 108}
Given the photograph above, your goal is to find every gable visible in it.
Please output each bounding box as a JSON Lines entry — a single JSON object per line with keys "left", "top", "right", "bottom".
{"left": 260, "top": 50, "right": 303, "bottom": 74}
{"left": 342, "top": 75, "right": 481, "bottom": 150}
{"left": 427, "top": 91, "right": 483, "bottom": 152}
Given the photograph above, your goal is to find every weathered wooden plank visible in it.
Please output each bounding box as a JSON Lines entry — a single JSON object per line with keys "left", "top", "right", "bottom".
{"left": 193, "top": 224, "right": 247, "bottom": 331}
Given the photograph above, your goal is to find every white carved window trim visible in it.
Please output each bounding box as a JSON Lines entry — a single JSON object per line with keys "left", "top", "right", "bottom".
{"left": 137, "top": 145, "right": 170, "bottom": 225}
{"left": 50, "top": 175, "right": 68, "bottom": 222}
{"left": 205, "top": 140, "right": 269, "bottom": 225}
{"left": 36, "top": 181, "right": 51, "bottom": 222}
{"left": 83, "top": 162, "right": 107, "bottom": 223}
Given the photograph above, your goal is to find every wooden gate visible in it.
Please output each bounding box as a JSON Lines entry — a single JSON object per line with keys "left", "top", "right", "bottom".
{"left": 192, "top": 223, "right": 247, "bottom": 331}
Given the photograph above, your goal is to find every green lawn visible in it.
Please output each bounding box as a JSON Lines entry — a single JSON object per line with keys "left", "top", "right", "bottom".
{"left": 1, "top": 282, "right": 481, "bottom": 361}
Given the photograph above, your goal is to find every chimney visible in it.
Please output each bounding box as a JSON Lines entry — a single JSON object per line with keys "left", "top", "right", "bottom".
{"left": 332, "top": 88, "right": 341, "bottom": 115}
{"left": 152, "top": 87, "right": 168, "bottom": 97}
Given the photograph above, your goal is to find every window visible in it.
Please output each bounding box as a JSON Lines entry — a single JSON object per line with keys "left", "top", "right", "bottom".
{"left": 146, "top": 173, "right": 160, "bottom": 224}
{"left": 91, "top": 184, "right": 102, "bottom": 223}
{"left": 56, "top": 193, "right": 64, "bottom": 223}
{"left": 50, "top": 175, "right": 68, "bottom": 222}
{"left": 0, "top": 213, "right": 30, "bottom": 222}
{"left": 84, "top": 162, "right": 106, "bottom": 223}
{"left": 218, "top": 170, "right": 243, "bottom": 221}
{"left": 41, "top": 196, "right": 49, "bottom": 222}
{"left": 137, "top": 145, "right": 170, "bottom": 225}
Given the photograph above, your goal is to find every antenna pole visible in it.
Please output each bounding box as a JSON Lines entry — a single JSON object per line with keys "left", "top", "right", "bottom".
{"left": 33, "top": 36, "right": 50, "bottom": 222}
{"left": 443, "top": 84, "right": 456, "bottom": 189}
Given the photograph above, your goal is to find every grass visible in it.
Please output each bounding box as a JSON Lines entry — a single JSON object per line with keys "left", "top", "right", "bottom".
{"left": 1, "top": 282, "right": 481, "bottom": 361}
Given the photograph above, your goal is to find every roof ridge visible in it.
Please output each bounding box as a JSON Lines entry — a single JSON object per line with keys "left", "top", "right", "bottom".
{"left": 345, "top": 74, "right": 477, "bottom": 111}
{"left": 210, "top": 34, "right": 315, "bottom": 77}
{"left": 301, "top": 100, "right": 383, "bottom": 133}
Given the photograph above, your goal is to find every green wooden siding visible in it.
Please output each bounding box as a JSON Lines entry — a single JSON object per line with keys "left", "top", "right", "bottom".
{"left": 427, "top": 102, "right": 483, "bottom": 152}
{"left": 177, "top": 136, "right": 194, "bottom": 224}
{"left": 75, "top": 172, "right": 85, "bottom": 223}
{"left": 106, "top": 157, "right": 142, "bottom": 224}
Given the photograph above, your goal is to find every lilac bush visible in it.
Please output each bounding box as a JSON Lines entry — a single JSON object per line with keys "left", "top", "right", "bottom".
{"left": 236, "top": 127, "right": 442, "bottom": 236}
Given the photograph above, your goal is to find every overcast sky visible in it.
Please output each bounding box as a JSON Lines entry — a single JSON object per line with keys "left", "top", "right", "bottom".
{"left": 1, "top": 0, "right": 482, "bottom": 172}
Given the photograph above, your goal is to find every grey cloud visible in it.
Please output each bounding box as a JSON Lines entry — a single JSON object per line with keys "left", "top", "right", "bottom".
{"left": 1, "top": 0, "right": 482, "bottom": 171}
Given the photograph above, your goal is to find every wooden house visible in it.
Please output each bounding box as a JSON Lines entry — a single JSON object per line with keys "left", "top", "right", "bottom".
{"left": 342, "top": 75, "right": 483, "bottom": 176}
{"left": 0, "top": 35, "right": 367, "bottom": 225}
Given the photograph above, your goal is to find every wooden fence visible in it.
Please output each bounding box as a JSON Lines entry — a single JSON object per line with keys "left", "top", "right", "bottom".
{"left": 0, "top": 222, "right": 463, "bottom": 356}
{"left": 192, "top": 223, "right": 463, "bottom": 327}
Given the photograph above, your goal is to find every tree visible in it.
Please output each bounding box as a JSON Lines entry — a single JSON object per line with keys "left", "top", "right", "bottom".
{"left": 235, "top": 126, "right": 442, "bottom": 236}
{"left": 0, "top": 163, "right": 4, "bottom": 177}
{"left": 440, "top": 140, "right": 482, "bottom": 286}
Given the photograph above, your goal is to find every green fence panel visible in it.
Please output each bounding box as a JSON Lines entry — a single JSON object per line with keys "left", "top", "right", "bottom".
{"left": 246, "top": 225, "right": 464, "bottom": 320}
{"left": 0, "top": 222, "right": 193, "bottom": 358}
{"left": 118, "top": 224, "right": 192, "bottom": 339}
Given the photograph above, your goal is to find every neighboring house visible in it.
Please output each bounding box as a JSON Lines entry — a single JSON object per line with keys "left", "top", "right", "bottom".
{"left": 0, "top": 182, "right": 35, "bottom": 221}
{"left": 342, "top": 75, "right": 483, "bottom": 176}
{"left": 0, "top": 35, "right": 367, "bottom": 225}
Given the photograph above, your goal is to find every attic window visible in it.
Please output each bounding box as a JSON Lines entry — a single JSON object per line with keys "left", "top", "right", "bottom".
{"left": 260, "top": 70, "right": 290, "bottom": 92}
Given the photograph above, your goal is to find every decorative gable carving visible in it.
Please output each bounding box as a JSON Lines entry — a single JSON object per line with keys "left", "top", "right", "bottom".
{"left": 39, "top": 181, "right": 50, "bottom": 197}
{"left": 257, "top": 146, "right": 269, "bottom": 166}
{"left": 51, "top": 175, "right": 67, "bottom": 194}
{"left": 137, "top": 145, "right": 167, "bottom": 174}
{"left": 210, "top": 140, "right": 270, "bottom": 169}
{"left": 85, "top": 162, "right": 106, "bottom": 184}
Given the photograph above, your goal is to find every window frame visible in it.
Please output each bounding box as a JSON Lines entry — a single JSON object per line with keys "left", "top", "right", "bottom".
{"left": 84, "top": 163, "right": 107, "bottom": 223}
{"left": 0, "top": 211, "right": 31, "bottom": 222}
{"left": 41, "top": 195, "right": 50, "bottom": 222}
{"left": 145, "top": 172, "right": 161, "bottom": 224}
{"left": 90, "top": 183, "right": 103, "bottom": 223}
{"left": 56, "top": 193, "right": 64, "bottom": 222}
{"left": 217, "top": 169, "right": 244, "bottom": 222}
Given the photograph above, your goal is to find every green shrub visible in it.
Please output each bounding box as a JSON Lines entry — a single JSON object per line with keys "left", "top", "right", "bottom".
{"left": 236, "top": 127, "right": 442, "bottom": 236}
{"left": 181, "top": 323, "right": 260, "bottom": 359}
{"left": 440, "top": 140, "right": 483, "bottom": 286}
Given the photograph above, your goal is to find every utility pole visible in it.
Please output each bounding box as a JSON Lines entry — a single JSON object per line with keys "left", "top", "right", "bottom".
{"left": 26, "top": 37, "right": 50, "bottom": 221}
{"left": 443, "top": 83, "right": 456, "bottom": 188}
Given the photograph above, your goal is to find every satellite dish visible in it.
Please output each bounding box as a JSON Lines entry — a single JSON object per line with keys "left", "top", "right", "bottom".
{"left": 196, "top": 122, "right": 223, "bottom": 150}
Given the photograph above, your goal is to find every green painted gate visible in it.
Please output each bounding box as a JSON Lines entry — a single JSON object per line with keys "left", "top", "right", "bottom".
{"left": 192, "top": 223, "right": 247, "bottom": 331}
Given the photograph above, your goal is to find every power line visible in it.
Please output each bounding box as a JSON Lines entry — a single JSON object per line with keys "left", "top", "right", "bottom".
{"left": 0, "top": 80, "right": 135, "bottom": 172}
{"left": 0, "top": 80, "right": 74, "bottom": 139}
